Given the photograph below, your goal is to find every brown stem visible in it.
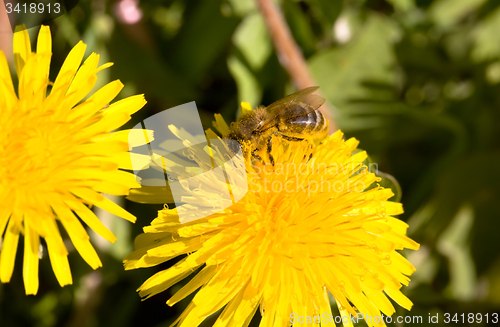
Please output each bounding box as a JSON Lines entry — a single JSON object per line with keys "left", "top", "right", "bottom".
{"left": 67, "top": 271, "right": 104, "bottom": 327}
{"left": 255, "top": 0, "right": 337, "bottom": 132}
{"left": 0, "top": 0, "right": 13, "bottom": 62}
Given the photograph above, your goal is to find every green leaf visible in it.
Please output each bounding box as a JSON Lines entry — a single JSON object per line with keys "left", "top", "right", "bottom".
{"left": 228, "top": 54, "right": 262, "bottom": 109}
{"left": 108, "top": 28, "right": 196, "bottom": 102}
{"left": 437, "top": 204, "right": 477, "bottom": 301}
{"left": 305, "top": 0, "right": 342, "bottom": 25}
{"left": 429, "top": 0, "right": 487, "bottom": 28}
{"left": 386, "top": 0, "right": 415, "bottom": 12}
{"left": 408, "top": 154, "right": 500, "bottom": 242}
{"left": 228, "top": 0, "right": 259, "bottom": 17}
{"left": 170, "top": 0, "right": 240, "bottom": 81}
{"left": 309, "top": 15, "right": 399, "bottom": 108}
{"left": 283, "top": 0, "right": 317, "bottom": 55}
{"left": 471, "top": 7, "right": 500, "bottom": 62}
{"left": 233, "top": 12, "right": 272, "bottom": 71}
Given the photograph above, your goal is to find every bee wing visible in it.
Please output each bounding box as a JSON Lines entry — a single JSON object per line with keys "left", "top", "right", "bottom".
{"left": 264, "top": 86, "right": 325, "bottom": 123}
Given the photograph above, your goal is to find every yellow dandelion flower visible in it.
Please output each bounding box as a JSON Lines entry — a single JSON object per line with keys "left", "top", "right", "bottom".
{"left": 125, "top": 115, "right": 419, "bottom": 327}
{"left": 0, "top": 26, "right": 152, "bottom": 295}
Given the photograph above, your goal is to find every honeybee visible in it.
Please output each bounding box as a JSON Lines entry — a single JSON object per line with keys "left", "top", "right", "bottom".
{"left": 226, "top": 86, "right": 328, "bottom": 162}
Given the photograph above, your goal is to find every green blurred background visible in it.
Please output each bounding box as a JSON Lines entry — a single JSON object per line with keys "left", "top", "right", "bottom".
{"left": 1, "top": 0, "right": 500, "bottom": 326}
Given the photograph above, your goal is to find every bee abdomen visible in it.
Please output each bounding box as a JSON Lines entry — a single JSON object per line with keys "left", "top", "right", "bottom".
{"left": 281, "top": 109, "right": 327, "bottom": 136}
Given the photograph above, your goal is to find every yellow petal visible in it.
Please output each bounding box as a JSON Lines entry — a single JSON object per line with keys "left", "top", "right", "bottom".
{"left": 34, "top": 26, "right": 52, "bottom": 99}
{"left": 103, "top": 94, "right": 147, "bottom": 116}
{"left": 71, "top": 188, "right": 137, "bottom": 223}
{"left": 40, "top": 217, "right": 70, "bottom": 287}
{"left": 64, "top": 52, "right": 100, "bottom": 107}
{"left": 85, "top": 112, "right": 132, "bottom": 134}
{"left": 167, "top": 265, "right": 218, "bottom": 306}
{"left": 146, "top": 235, "right": 205, "bottom": 258}
{"left": 384, "top": 287, "right": 413, "bottom": 311}
{"left": 23, "top": 218, "right": 40, "bottom": 295}
{"left": 45, "top": 235, "right": 72, "bottom": 286}
{"left": 50, "top": 41, "right": 87, "bottom": 98}
{"left": 317, "top": 286, "right": 336, "bottom": 326}
{"left": 13, "top": 25, "right": 31, "bottom": 75}
{"left": 96, "top": 62, "right": 113, "bottom": 73}
{"left": 0, "top": 219, "right": 20, "bottom": 283}
{"left": 41, "top": 218, "right": 67, "bottom": 256}
{"left": 53, "top": 205, "right": 102, "bottom": 269}
{"left": 228, "top": 284, "right": 261, "bottom": 327}
{"left": 70, "top": 236, "right": 102, "bottom": 270}
{"left": 127, "top": 185, "right": 175, "bottom": 204}
{"left": 91, "top": 129, "right": 154, "bottom": 148}
{"left": 138, "top": 257, "right": 201, "bottom": 300}
{"left": 103, "top": 152, "right": 151, "bottom": 171}
{"left": 68, "top": 200, "right": 116, "bottom": 243}
{"left": 213, "top": 113, "right": 231, "bottom": 136}
{"left": 68, "top": 80, "right": 124, "bottom": 122}
{"left": 0, "top": 52, "right": 17, "bottom": 109}
{"left": 0, "top": 210, "right": 10, "bottom": 238}
{"left": 94, "top": 181, "right": 132, "bottom": 196}
{"left": 362, "top": 288, "right": 395, "bottom": 317}
{"left": 77, "top": 140, "right": 129, "bottom": 156}
{"left": 338, "top": 301, "right": 354, "bottom": 327}
{"left": 240, "top": 102, "right": 253, "bottom": 115}
{"left": 18, "top": 52, "right": 51, "bottom": 103}
{"left": 52, "top": 204, "right": 89, "bottom": 240}
{"left": 123, "top": 230, "right": 184, "bottom": 270}
{"left": 89, "top": 170, "right": 141, "bottom": 189}
{"left": 36, "top": 25, "right": 51, "bottom": 54}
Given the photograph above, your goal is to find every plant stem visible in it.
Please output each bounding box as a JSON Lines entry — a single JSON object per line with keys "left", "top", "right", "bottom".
{"left": 0, "top": 0, "right": 13, "bottom": 62}
{"left": 255, "top": 0, "right": 337, "bottom": 132}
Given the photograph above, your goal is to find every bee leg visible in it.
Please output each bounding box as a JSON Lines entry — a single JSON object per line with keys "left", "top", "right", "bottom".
{"left": 252, "top": 151, "right": 263, "bottom": 162}
{"left": 280, "top": 134, "right": 314, "bottom": 162}
{"left": 280, "top": 134, "right": 305, "bottom": 142}
{"left": 267, "top": 136, "right": 275, "bottom": 166}
{"left": 227, "top": 138, "right": 243, "bottom": 157}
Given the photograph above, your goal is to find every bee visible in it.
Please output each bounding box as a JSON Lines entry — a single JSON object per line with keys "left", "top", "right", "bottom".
{"left": 226, "top": 86, "right": 328, "bottom": 163}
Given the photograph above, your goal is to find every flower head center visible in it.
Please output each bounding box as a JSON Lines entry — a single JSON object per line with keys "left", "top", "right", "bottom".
{"left": 23, "top": 131, "right": 52, "bottom": 164}
{"left": 1, "top": 110, "right": 72, "bottom": 190}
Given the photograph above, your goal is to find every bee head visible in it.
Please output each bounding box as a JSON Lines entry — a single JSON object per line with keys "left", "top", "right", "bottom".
{"left": 238, "top": 108, "right": 268, "bottom": 139}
